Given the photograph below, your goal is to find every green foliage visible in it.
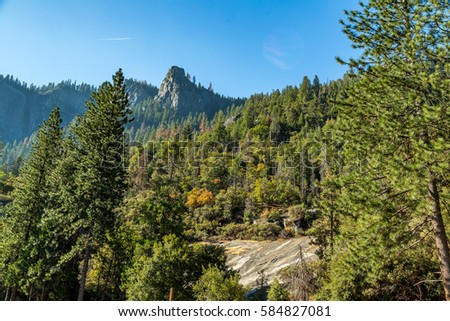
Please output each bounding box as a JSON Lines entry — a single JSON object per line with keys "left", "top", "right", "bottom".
{"left": 252, "top": 177, "right": 301, "bottom": 206}
{"left": 125, "top": 234, "right": 229, "bottom": 301}
{"left": 316, "top": 241, "right": 443, "bottom": 300}
{"left": 219, "top": 222, "right": 282, "bottom": 241}
{"left": 0, "top": 107, "right": 63, "bottom": 299}
{"left": 125, "top": 234, "right": 191, "bottom": 300}
{"left": 0, "top": 70, "right": 135, "bottom": 300}
{"left": 70, "top": 69, "right": 132, "bottom": 300}
{"left": 84, "top": 220, "right": 133, "bottom": 300}
{"left": 267, "top": 279, "right": 289, "bottom": 301}
{"left": 314, "top": 0, "right": 450, "bottom": 300}
{"left": 193, "top": 266, "right": 246, "bottom": 301}
{"left": 0, "top": 171, "right": 13, "bottom": 196}
{"left": 125, "top": 70, "right": 345, "bottom": 244}
{"left": 136, "top": 191, "right": 186, "bottom": 242}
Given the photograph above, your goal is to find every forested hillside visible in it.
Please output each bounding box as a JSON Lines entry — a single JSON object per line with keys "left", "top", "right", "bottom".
{"left": 0, "top": 0, "right": 449, "bottom": 301}
{"left": 0, "top": 66, "right": 241, "bottom": 166}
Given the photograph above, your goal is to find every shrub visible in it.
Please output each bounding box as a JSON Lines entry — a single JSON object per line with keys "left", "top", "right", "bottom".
{"left": 268, "top": 279, "right": 289, "bottom": 301}
{"left": 219, "top": 223, "right": 249, "bottom": 240}
{"left": 125, "top": 235, "right": 228, "bottom": 301}
{"left": 193, "top": 266, "right": 246, "bottom": 301}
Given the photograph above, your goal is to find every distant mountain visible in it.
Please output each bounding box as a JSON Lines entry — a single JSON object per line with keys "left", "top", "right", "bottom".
{"left": 155, "top": 66, "right": 242, "bottom": 117}
{"left": 0, "top": 76, "right": 91, "bottom": 143}
{"left": 0, "top": 67, "right": 239, "bottom": 144}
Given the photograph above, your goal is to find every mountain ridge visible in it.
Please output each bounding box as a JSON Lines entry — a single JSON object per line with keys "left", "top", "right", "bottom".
{"left": 0, "top": 66, "right": 240, "bottom": 144}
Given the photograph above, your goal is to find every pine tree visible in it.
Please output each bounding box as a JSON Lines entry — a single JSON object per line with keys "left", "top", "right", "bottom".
{"left": 1, "top": 108, "right": 63, "bottom": 300}
{"left": 199, "top": 114, "right": 207, "bottom": 133}
{"left": 320, "top": 0, "right": 450, "bottom": 300}
{"left": 299, "top": 76, "right": 313, "bottom": 102}
{"left": 312, "top": 75, "right": 320, "bottom": 98}
{"left": 70, "top": 69, "right": 131, "bottom": 300}
{"left": 38, "top": 136, "right": 82, "bottom": 300}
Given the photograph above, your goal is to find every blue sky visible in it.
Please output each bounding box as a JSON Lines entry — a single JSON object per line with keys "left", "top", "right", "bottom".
{"left": 0, "top": 0, "right": 360, "bottom": 97}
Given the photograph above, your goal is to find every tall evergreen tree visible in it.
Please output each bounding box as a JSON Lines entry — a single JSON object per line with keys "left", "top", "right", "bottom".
{"left": 312, "top": 75, "right": 320, "bottom": 98}
{"left": 319, "top": 0, "right": 450, "bottom": 300}
{"left": 1, "top": 108, "right": 63, "bottom": 300}
{"left": 71, "top": 69, "right": 131, "bottom": 300}
{"left": 37, "top": 136, "right": 82, "bottom": 300}
{"left": 299, "top": 76, "right": 313, "bottom": 102}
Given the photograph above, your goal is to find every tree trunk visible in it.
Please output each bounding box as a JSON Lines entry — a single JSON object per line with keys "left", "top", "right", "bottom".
{"left": 428, "top": 178, "right": 450, "bottom": 301}
{"left": 101, "top": 255, "right": 114, "bottom": 301}
{"left": 4, "top": 287, "right": 10, "bottom": 301}
{"left": 28, "top": 283, "right": 34, "bottom": 301}
{"left": 40, "top": 285, "right": 45, "bottom": 301}
{"left": 78, "top": 247, "right": 91, "bottom": 301}
{"left": 10, "top": 286, "right": 17, "bottom": 301}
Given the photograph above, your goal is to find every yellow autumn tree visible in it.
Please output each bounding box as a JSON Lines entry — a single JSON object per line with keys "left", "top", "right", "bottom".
{"left": 186, "top": 188, "right": 214, "bottom": 207}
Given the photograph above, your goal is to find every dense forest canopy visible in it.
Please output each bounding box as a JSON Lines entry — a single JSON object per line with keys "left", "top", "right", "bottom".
{"left": 0, "top": 0, "right": 449, "bottom": 301}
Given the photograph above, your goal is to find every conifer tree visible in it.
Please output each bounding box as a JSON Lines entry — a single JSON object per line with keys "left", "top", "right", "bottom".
{"left": 1, "top": 108, "right": 63, "bottom": 300}
{"left": 312, "top": 75, "right": 320, "bottom": 99}
{"left": 199, "top": 114, "right": 207, "bottom": 133}
{"left": 299, "top": 76, "right": 312, "bottom": 102}
{"left": 38, "top": 136, "right": 82, "bottom": 300}
{"left": 71, "top": 69, "right": 131, "bottom": 300}
{"left": 319, "top": 0, "right": 450, "bottom": 300}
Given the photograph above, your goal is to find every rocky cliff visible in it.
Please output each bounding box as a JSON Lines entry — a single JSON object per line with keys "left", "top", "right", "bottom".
{"left": 155, "top": 66, "right": 241, "bottom": 117}
{"left": 223, "top": 237, "right": 317, "bottom": 287}
{"left": 0, "top": 79, "right": 90, "bottom": 143}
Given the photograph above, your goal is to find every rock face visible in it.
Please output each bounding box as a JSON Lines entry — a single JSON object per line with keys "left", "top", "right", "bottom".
{"left": 0, "top": 79, "right": 90, "bottom": 143}
{"left": 125, "top": 78, "right": 158, "bottom": 106}
{"left": 155, "top": 66, "right": 240, "bottom": 117}
{"left": 222, "top": 237, "right": 317, "bottom": 287}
